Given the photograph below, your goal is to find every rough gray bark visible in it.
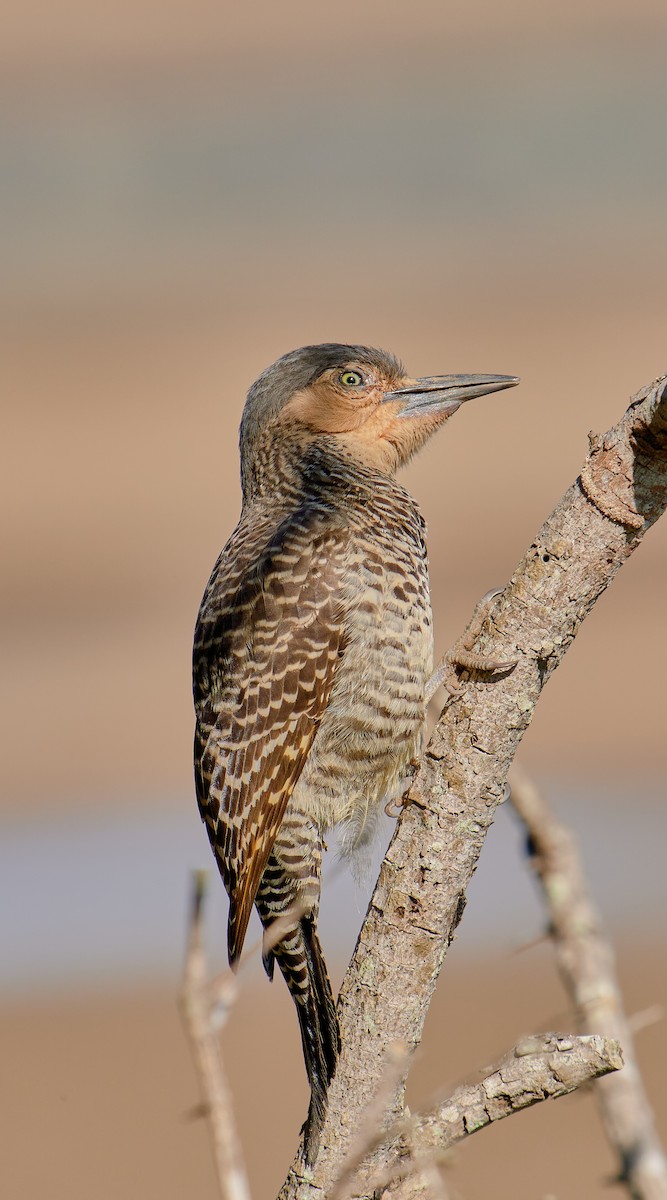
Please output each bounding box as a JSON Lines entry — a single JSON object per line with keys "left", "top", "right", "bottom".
{"left": 278, "top": 374, "right": 667, "bottom": 1200}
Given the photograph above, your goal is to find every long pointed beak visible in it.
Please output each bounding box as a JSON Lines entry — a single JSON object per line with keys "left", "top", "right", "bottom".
{"left": 384, "top": 373, "right": 520, "bottom": 418}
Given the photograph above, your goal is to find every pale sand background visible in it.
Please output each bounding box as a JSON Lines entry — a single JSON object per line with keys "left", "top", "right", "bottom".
{"left": 1, "top": 2, "right": 666, "bottom": 1196}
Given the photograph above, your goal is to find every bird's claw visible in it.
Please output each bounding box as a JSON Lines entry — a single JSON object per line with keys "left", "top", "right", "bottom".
{"left": 384, "top": 764, "right": 420, "bottom": 817}
{"left": 447, "top": 647, "right": 518, "bottom": 674}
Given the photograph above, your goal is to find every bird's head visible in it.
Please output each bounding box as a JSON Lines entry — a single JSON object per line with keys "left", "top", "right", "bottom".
{"left": 240, "top": 343, "right": 518, "bottom": 499}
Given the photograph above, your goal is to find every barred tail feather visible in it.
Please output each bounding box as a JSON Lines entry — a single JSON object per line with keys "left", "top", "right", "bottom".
{"left": 273, "top": 916, "right": 340, "bottom": 1164}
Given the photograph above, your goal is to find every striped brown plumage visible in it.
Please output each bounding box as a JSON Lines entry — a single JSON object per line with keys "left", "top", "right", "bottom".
{"left": 192, "top": 344, "right": 518, "bottom": 1160}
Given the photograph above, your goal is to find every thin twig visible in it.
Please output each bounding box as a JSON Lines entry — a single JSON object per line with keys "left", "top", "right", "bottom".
{"left": 179, "top": 871, "right": 252, "bottom": 1200}
{"left": 327, "top": 1040, "right": 411, "bottom": 1200}
{"left": 363, "top": 1148, "right": 452, "bottom": 1200}
{"left": 510, "top": 766, "right": 667, "bottom": 1200}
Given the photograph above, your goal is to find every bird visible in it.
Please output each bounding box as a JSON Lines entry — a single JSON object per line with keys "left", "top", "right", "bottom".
{"left": 192, "top": 344, "right": 518, "bottom": 1161}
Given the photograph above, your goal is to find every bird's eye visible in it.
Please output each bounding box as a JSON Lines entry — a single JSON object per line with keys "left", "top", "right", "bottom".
{"left": 339, "top": 369, "right": 365, "bottom": 388}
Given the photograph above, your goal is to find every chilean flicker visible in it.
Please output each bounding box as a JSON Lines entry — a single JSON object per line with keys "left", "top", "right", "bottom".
{"left": 192, "top": 344, "right": 518, "bottom": 1160}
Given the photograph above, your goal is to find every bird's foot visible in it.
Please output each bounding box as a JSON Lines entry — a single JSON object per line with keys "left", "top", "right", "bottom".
{"left": 384, "top": 760, "right": 421, "bottom": 818}
{"left": 427, "top": 586, "right": 517, "bottom": 702}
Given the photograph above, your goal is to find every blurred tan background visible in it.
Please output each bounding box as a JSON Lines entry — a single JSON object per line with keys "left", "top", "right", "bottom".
{"left": 2, "top": 2, "right": 666, "bottom": 1198}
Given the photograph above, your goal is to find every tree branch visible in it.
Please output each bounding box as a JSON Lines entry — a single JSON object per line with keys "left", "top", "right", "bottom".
{"left": 510, "top": 768, "right": 667, "bottom": 1200}
{"left": 278, "top": 373, "right": 667, "bottom": 1199}
{"left": 353, "top": 1034, "right": 622, "bottom": 1200}
{"left": 409, "top": 1032, "right": 623, "bottom": 1152}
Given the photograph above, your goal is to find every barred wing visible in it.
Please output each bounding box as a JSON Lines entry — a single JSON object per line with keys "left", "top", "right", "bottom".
{"left": 193, "top": 510, "right": 348, "bottom": 963}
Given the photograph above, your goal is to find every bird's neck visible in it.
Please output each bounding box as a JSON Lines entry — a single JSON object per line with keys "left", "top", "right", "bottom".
{"left": 242, "top": 431, "right": 422, "bottom": 533}
{"left": 302, "top": 439, "right": 416, "bottom": 514}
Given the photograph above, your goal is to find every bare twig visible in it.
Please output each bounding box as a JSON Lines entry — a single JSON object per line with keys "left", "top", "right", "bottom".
{"left": 180, "top": 871, "right": 252, "bottom": 1200}
{"left": 327, "top": 1041, "right": 411, "bottom": 1200}
{"left": 406, "top": 1033, "right": 622, "bottom": 1155}
{"left": 628, "top": 1006, "right": 665, "bottom": 1038}
{"left": 510, "top": 767, "right": 667, "bottom": 1200}
{"left": 363, "top": 1149, "right": 452, "bottom": 1200}
{"left": 278, "top": 374, "right": 667, "bottom": 1199}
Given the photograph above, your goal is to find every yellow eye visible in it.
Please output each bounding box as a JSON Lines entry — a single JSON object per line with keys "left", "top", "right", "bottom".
{"left": 339, "top": 369, "right": 364, "bottom": 388}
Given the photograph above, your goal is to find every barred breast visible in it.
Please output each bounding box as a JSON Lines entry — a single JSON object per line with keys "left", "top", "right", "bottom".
{"left": 289, "top": 471, "right": 433, "bottom": 849}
